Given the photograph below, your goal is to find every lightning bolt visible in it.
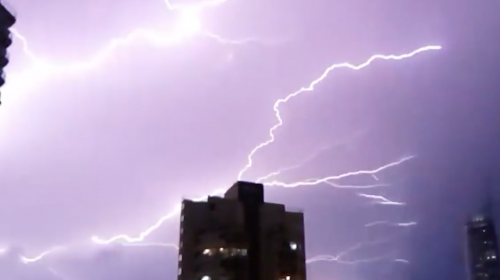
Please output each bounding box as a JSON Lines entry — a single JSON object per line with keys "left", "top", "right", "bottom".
{"left": 0, "top": 0, "right": 440, "bottom": 268}
{"left": 320, "top": 180, "right": 390, "bottom": 189}
{"left": 306, "top": 238, "right": 399, "bottom": 265}
{"left": 307, "top": 254, "right": 389, "bottom": 265}
{"left": 357, "top": 193, "right": 406, "bottom": 206}
{"left": 364, "top": 221, "right": 417, "bottom": 227}
{"left": 20, "top": 247, "right": 66, "bottom": 264}
{"left": 262, "top": 156, "right": 414, "bottom": 188}
{"left": 236, "top": 46, "right": 441, "bottom": 180}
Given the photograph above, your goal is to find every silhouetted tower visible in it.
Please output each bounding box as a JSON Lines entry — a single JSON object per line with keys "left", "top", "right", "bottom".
{"left": 0, "top": 2, "right": 15, "bottom": 105}
{"left": 465, "top": 177, "right": 500, "bottom": 280}
{"left": 178, "top": 181, "right": 307, "bottom": 280}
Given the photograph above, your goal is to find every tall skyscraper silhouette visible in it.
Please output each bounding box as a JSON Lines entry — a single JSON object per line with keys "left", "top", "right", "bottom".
{"left": 465, "top": 176, "right": 500, "bottom": 280}
{"left": 177, "top": 181, "right": 307, "bottom": 280}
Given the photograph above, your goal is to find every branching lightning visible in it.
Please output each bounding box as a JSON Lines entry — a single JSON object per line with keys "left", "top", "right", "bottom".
{"left": 236, "top": 46, "right": 441, "bottom": 181}
{"left": 1, "top": 0, "right": 441, "bottom": 273}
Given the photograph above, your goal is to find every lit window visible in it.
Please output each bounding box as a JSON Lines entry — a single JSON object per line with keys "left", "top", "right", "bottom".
{"left": 286, "top": 276, "right": 291, "bottom": 280}
{"left": 241, "top": 249, "right": 247, "bottom": 256}
{"left": 178, "top": 268, "right": 182, "bottom": 275}
{"left": 289, "top": 242, "right": 298, "bottom": 250}
{"left": 179, "top": 254, "right": 182, "bottom": 261}
{"left": 203, "top": 249, "right": 212, "bottom": 255}
{"left": 181, "top": 215, "right": 184, "bottom": 222}
{"left": 201, "top": 276, "right": 211, "bottom": 280}
{"left": 485, "top": 250, "right": 497, "bottom": 261}
{"left": 219, "top": 247, "right": 229, "bottom": 255}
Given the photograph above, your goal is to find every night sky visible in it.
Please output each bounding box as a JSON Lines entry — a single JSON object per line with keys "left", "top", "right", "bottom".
{"left": 0, "top": 0, "right": 499, "bottom": 279}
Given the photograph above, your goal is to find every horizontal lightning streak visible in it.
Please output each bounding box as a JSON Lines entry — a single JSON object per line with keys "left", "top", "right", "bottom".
{"left": 357, "top": 193, "right": 405, "bottom": 206}
{"left": 364, "top": 221, "right": 417, "bottom": 227}
{"left": 306, "top": 239, "right": 398, "bottom": 265}
{"left": 20, "top": 247, "right": 66, "bottom": 264}
{"left": 321, "top": 180, "right": 390, "bottom": 189}
{"left": 264, "top": 156, "right": 414, "bottom": 188}
{"left": 307, "top": 254, "right": 388, "bottom": 265}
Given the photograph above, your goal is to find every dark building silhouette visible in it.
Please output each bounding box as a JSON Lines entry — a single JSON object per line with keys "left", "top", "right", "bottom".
{"left": 0, "top": 1, "right": 15, "bottom": 105}
{"left": 178, "top": 181, "right": 307, "bottom": 280}
{"left": 466, "top": 213, "right": 500, "bottom": 280}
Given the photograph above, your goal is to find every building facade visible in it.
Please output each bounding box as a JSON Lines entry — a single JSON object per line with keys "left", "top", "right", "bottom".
{"left": 0, "top": 1, "right": 15, "bottom": 104}
{"left": 466, "top": 214, "right": 500, "bottom": 280}
{"left": 178, "top": 181, "right": 306, "bottom": 280}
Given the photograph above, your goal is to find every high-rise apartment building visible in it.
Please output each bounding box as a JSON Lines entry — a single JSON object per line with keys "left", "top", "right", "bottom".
{"left": 178, "top": 181, "right": 306, "bottom": 280}
{"left": 0, "top": 1, "right": 15, "bottom": 105}
{"left": 466, "top": 213, "right": 500, "bottom": 280}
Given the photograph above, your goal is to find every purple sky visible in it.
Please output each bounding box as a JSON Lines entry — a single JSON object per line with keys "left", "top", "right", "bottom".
{"left": 1, "top": 0, "right": 499, "bottom": 279}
